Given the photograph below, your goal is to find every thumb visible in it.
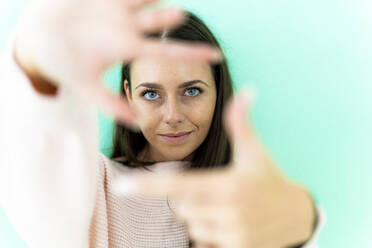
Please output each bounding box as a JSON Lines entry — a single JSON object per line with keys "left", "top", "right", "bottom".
{"left": 73, "top": 80, "right": 138, "bottom": 129}
{"left": 223, "top": 90, "right": 264, "bottom": 170}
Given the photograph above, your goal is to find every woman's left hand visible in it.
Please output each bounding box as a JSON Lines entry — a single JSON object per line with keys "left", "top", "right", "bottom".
{"left": 114, "top": 93, "right": 316, "bottom": 248}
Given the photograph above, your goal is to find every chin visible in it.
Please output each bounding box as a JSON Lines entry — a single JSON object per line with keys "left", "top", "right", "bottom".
{"left": 149, "top": 140, "right": 197, "bottom": 162}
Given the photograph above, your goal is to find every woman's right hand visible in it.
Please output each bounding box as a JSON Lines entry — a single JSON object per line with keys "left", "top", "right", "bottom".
{"left": 14, "top": 0, "right": 221, "bottom": 126}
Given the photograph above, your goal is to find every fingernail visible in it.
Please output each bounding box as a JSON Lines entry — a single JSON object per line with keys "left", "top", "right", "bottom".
{"left": 112, "top": 177, "right": 137, "bottom": 196}
{"left": 177, "top": 203, "right": 187, "bottom": 216}
{"left": 212, "top": 49, "right": 225, "bottom": 63}
{"left": 169, "top": 6, "right": 184, "bottom": 15}
{"left": 240, "top": 86, "right": 258, "bottom": 107}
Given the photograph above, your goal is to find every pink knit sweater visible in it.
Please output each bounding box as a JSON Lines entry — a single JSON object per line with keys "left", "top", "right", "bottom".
{"left": 89, "top": 154, "right": 190, "bottom": 247}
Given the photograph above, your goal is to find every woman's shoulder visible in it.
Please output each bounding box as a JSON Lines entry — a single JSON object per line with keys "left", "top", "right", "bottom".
{"left": 111, "top": 155, "right": 128, "bottom": 163}
{"left": 98, "top": 152, "right": 189, "bottom": 178}
{"left": 98, "top": 152, "right": 132, "bottom": 176}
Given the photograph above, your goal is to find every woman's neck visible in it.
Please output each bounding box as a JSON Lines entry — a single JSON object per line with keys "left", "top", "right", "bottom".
{"left": 138, "top": 145, "right": 194, "bottom": 163}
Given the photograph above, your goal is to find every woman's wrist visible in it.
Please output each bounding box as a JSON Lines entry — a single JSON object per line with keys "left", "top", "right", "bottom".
{"left": 13, "top": 36, "right": 58, "bottom": 96}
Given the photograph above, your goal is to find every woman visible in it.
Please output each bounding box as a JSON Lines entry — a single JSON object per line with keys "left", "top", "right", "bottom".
{"left": 111, "top": 13, "right": 233, "bottom": 169}
{"left": 110, "top": 12, "right": 321, "bottom": 248}
{"left": 0, "top": 0, "right": 322, "bottom": 247}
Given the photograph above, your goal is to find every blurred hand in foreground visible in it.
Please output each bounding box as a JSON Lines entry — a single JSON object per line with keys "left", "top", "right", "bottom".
{"left": 114, "top": 92, "right": 315, "bottom": 248}
{"left": 15, "top": 0, "right": 222, "bottom": 126}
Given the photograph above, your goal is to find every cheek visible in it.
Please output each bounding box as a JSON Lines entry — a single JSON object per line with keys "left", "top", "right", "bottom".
{"left": 191, "top": 104, "right": 214, "bottom": 126}
{"left": 187, "top": 95, "right": 216, "bottom": 132}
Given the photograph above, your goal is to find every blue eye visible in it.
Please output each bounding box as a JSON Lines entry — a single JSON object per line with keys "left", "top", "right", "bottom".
{"left": 185, "top": 87, "right": 202, "bottom": 97}
{"left": 142, "top": 90, "right": 159, "bottom": 100}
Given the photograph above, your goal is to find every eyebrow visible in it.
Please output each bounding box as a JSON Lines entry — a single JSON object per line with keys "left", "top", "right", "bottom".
{"left": 134, "top": 80, "right": 209, "bottom": 91}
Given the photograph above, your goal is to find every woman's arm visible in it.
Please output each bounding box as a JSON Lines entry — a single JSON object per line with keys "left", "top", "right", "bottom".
{"left": 0, "top": 34, "right": 99, "bottom": 247}
{"left": 0, "top": 0, "right": 221, "bottom": 246}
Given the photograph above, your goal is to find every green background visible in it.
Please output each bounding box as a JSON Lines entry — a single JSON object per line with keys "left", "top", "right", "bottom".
{"left": 1, "top": 0, "right": 372, "bottom": 247}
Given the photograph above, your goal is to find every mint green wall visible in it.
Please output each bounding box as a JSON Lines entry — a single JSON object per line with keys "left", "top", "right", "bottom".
{"left": 1, "top": 0, "right": 372, "bottom": 247}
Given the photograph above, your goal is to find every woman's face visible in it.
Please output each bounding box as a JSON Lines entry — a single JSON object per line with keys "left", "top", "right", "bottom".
{"left": 125, "top": 57, "right": 217, "bottom": 162}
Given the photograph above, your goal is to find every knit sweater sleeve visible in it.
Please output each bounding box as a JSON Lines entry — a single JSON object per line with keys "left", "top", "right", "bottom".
{"left": 0, "top": 33, "right": 99, "bottom": 248}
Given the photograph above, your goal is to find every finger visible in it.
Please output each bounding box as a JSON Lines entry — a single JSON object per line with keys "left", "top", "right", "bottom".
{"left": 74, "top": 81, "right": 138, "bottom": 129}
{"left": 176, "top": 204, "right": 238, "bottom": 225}
{"left": 194, "top": 244, "right": 215, "bottom": 248}
{"left": 223, "top": 92, "right": 256, "bottom": 150}
{"left": 126, "top": 0, "right": 159, "bottom": 11}
{"left": 188, "top": 223, "right": 242, "bottom": 247}
{"left": 136, "top": 7, "right": 185, "bottom": 33}
{"left": 113, "top": 168, "right": 228, "bottom": 198}
{"left": 188, "top": 224, "right": 219, "bottom": 246}
{"left": 113, "top": 171, "right": 182, "bottom": 197}
{"left": 223, "top": 92, "right": 265, "bottom": 168}
{"left": 194, "top": 244, "right": 216, "bottom": 248}
{"left": 139, "top": 39, "right": 224, "bottom": 63}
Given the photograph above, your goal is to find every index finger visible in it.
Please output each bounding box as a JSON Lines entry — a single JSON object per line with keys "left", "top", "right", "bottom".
{"left": 74, "top": 81, "right": 138, "bottom": 129}
{"left": 126, "top": 0, "right": 159, "bottom": 11}
{"left": 139, "top": 40, "right": 224, "bottom": 64}
{"left": 112, "top": 168, "right": 229, "bottom": 199}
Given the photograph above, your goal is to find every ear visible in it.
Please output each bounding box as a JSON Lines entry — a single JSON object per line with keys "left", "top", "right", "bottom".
{"left": 124, "top": 79, "right": 132, "bottom": 104}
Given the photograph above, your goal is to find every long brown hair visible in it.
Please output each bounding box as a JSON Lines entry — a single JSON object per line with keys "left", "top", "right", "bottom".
{"left": 110, "top": 11, "right": 234, "bottom": 170}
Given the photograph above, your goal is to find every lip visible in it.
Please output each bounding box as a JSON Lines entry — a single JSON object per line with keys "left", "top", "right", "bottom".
{"left": 159, "top": 131, "right": 192, "bottom": 143}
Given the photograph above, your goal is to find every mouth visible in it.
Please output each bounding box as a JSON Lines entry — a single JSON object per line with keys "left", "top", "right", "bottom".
{"left": 159, "top": 131, "right": 193, "bottom": 143}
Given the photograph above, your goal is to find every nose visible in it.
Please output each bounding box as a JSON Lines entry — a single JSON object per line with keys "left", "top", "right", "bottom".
{"left": 163, "top": 96, "right": 184, "bottom": 125}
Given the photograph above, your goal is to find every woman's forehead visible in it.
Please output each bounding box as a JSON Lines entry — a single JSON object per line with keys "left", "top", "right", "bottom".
{"left": 130, "top": 57, "right": 214, "bottom": 88}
